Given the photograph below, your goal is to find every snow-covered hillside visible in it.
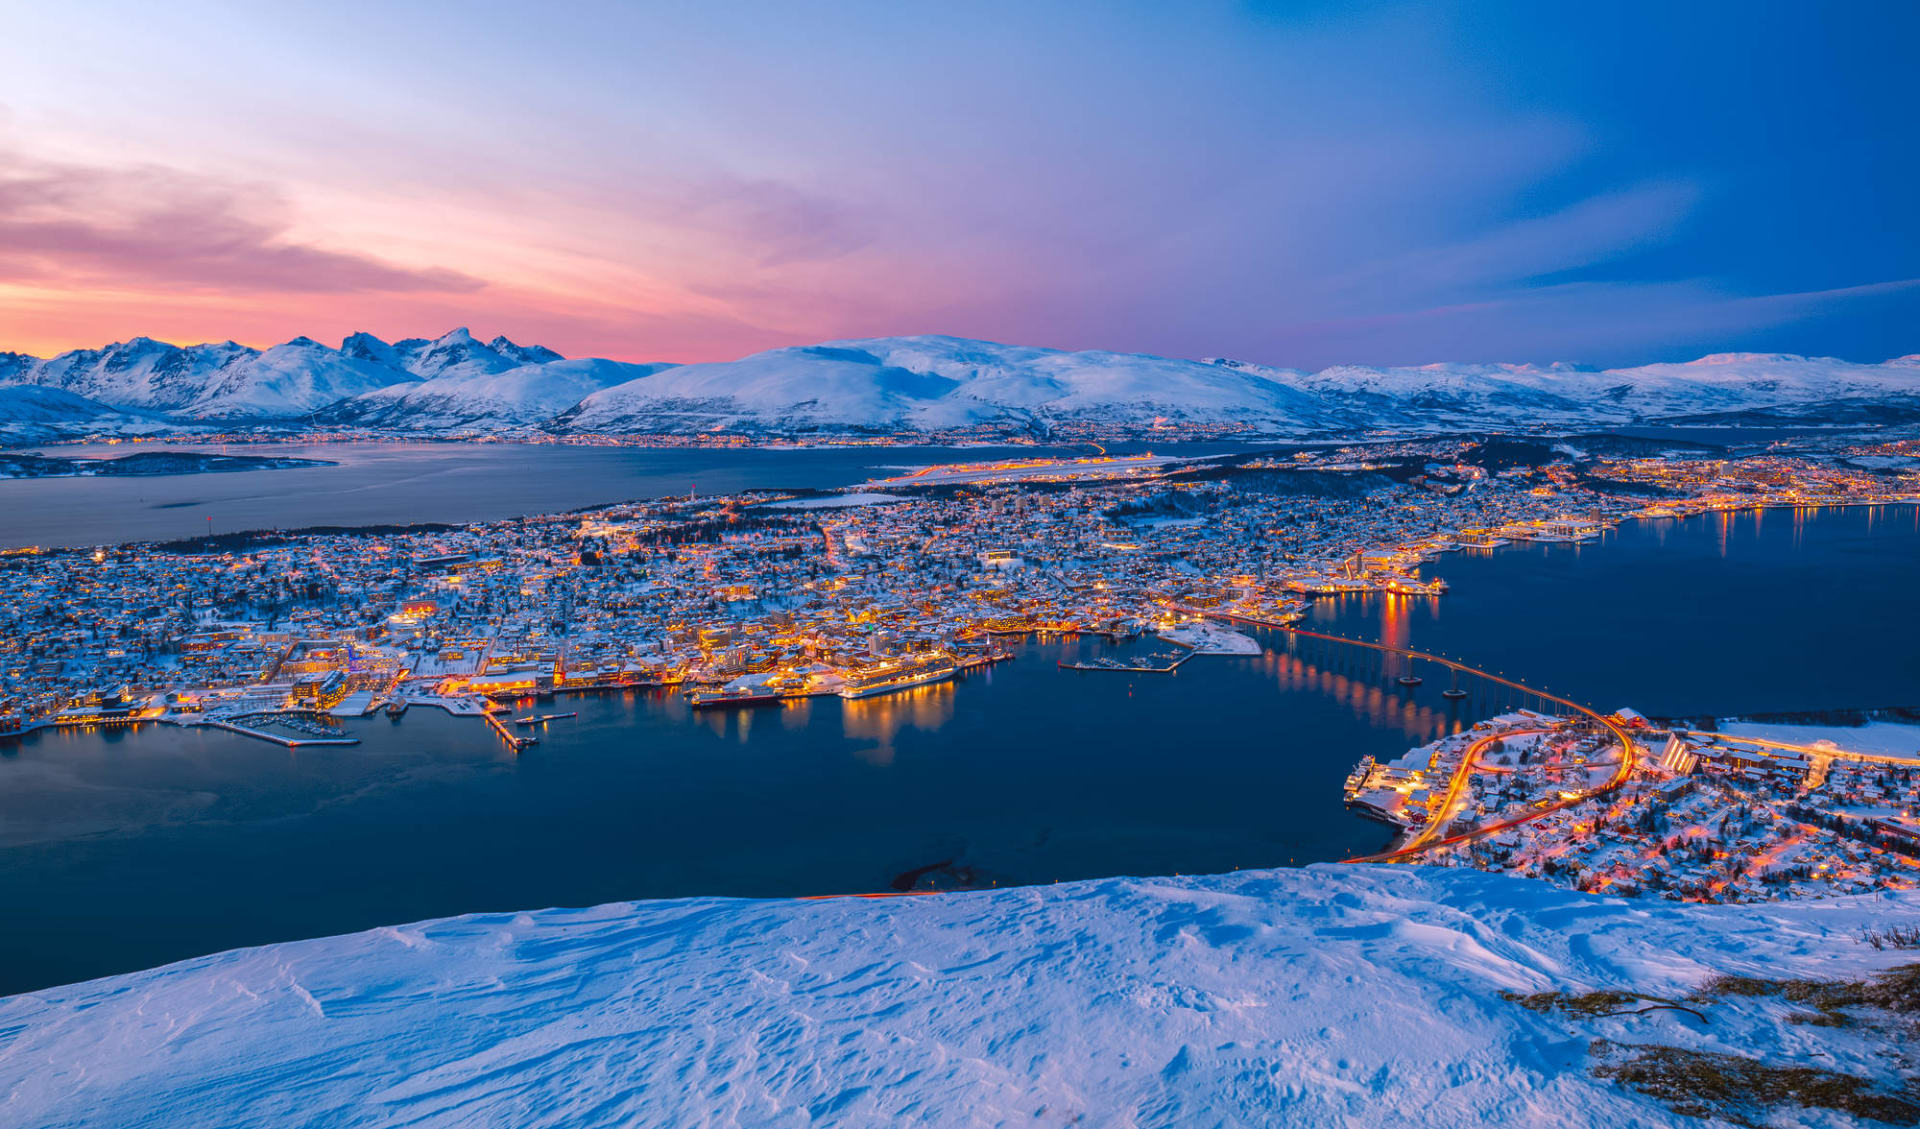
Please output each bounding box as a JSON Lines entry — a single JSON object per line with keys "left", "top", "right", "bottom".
{"left": 561, "top": 337, "right": 1920, "bottom": 436}
{"left": 557, "top": 337, "right": 1333, "bottom": 433}
{"left": 3, "top": 866, "right": 1914, "bottom": 1128}
{"left": 4, "top": 329, "right": 1919, "bottom": 441}
{"left": 179, "top": 337, "right": 416, "bottom": 420}
{"left": 1, "top": 329, "right": 571, "bottom": 425}
{"left": 385, "top": 327, "right": 564, "bottom": 381}
{"left": 0, "top": 385, "right": 175, "bottom": 444}
{"left": 324, "top": 358, "right": 676, "bottom": 431}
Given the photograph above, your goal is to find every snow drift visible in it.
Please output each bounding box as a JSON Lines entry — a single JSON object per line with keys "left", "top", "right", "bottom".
{"left": 2, "top": 865, "right": 1914, "bottom": 1127}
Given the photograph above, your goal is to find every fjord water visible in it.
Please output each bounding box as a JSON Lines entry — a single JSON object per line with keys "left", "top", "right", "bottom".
{"left": 1, "top": 504, "right": 1915, "bottom": 994}
{"left": 0, "top": 440, "right": 1249, "bottom": 548}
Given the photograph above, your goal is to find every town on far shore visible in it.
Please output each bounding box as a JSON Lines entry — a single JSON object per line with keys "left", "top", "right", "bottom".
{"left": 4, "top": 431, "right": 1918, "bottom": 902}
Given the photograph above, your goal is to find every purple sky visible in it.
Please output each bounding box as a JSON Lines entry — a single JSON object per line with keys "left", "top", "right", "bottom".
{"left": 1, "top": 1, "right": 1913, "bottom": 366}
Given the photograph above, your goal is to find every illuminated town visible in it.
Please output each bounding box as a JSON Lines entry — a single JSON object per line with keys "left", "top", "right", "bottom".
{"left": 1344, "top": 708, "right": 1920, "bottom": 902}
{"left": 4, "top": 434, "right": 1917, "bottom": 903}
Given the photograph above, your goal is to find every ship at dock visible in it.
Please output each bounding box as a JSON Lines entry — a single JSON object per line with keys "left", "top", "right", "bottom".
{"left": 687, "top": 684, "right": 786, "bottom": 709}
{"left": 838, "top": 654, "right": 960, "bottom": 699}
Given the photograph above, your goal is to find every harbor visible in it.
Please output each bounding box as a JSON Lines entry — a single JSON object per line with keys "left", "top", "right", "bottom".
{"left": 0, "top": 503, "right": 1915, "bottom": 995}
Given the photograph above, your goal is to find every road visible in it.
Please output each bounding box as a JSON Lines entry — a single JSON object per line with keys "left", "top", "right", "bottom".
{"left": 1396, "top": 728, "right": 1545, "bottom": 853}
{"left": 1190, "top": 611, "right": 1642, "bottom": 865}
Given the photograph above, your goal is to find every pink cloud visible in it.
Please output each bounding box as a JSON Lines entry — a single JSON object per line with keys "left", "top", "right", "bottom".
{"left": 0, "top": 154, "right": 482, "bottom": 295}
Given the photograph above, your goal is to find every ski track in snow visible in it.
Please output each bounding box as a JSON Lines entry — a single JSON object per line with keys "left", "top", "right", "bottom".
{"left": 1, "top": 865, "right": 1913, "bottom": 1127}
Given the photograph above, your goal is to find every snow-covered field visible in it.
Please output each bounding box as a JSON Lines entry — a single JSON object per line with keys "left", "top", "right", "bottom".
{"left": 1157, "top": 620, "right": 1264, "bottom": 654}
{"left": 4, "top": 866, "right": 1914, "bottom": 1128}
{"left": 1720, "top": 720, "right": 1920, "bottom": 760}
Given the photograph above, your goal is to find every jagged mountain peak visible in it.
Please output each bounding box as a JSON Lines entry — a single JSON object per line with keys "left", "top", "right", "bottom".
{"left": 489, "top": 335, "right": 564, "bottom": 365}
{"left": 3, "top": 330, "right": 1918, "bottom": 440}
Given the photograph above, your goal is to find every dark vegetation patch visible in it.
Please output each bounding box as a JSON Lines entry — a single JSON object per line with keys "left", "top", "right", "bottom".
{"left": 1459, "top": 437, "right": 1558, "bottom": 469}
{"left": 1505, "top": 964, "right": 1920, "bottom": 1124}
{"left": 1501, "top": 989, "right": 1706, "bottom": 1023}
{"left": 1590, "top": 1041, "right": 1920, "bottom": 1127}
{"left": 1864, "top": 925, "right": 1920, "bottom": 952}
{"left": 1693, "top": 962, "right": 1920, "bottom": 1015}
{"left": 0, "top": 451, "right": 332, "bottom": 479}
{"left": 146, "top": 522, "right": 460, "bottom": 553}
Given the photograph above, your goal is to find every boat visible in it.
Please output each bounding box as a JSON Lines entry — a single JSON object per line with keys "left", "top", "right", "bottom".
{"left": 512, "top": 712, "right": 577, "bottom": 726}
{"left": 838, "top": 657, "right": 958, "bottom": 699}
{"left": 687, "top": 686, "right": 784, "bottom": 709}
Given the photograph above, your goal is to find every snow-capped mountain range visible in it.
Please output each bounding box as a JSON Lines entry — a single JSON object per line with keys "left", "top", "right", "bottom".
{"left": 3, "top": 328, "right": 1918, "bottom": 443}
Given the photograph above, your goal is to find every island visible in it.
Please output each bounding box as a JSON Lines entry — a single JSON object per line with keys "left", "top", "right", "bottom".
{"left": 0, "top": 450, "right": 335, "bottom": 480}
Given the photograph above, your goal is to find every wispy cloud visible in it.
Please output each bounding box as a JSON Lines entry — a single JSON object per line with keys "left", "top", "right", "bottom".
{"left": 0, "top": 154, "right": 483, "bottom": 295}
{"left": 671, "top": 177, "right": 875, "bottom": 269}
{"left": 1334, "top": 182, "right": 1700, "bottom": 298}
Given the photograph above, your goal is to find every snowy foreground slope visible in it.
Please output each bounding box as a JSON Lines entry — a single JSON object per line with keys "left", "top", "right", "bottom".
{"left": 4, "top": 866, "right": 1915, "bottom": 1128}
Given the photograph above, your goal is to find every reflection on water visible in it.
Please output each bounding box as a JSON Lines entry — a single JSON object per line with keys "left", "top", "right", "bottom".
{"left": 841, "top": 681, "right": 958, "bottom": 766}
{"left": 1310, "top": 503, "right": 1920, "bottom": 718}
{"left": 1261, "top": 648, "right": 1461, "bottom": 743}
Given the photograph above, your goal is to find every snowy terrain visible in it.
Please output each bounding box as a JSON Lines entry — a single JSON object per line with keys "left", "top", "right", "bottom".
{"left": 1157, "top": 619, "right": 1265, "bottom": 654}
{"left": 0, "top": 328, "right": 575, "bottom": 432}
{"left": 0, "top": 384, "right": 174, "bottom": 444}
{"left": 562, "top": 338, "right": 1920, "bottom": 436}
{"left": 321, "top": 357, "right": 675, "bottom": 431}
{"left": 3, "top": 866, "right": 1915, "bottom": 1128}
{"left": 1721, "top": 720, "right": 1920, "bottom": 760}
{"left": 4, "top": 330, "right": 1919, "bottom": 441}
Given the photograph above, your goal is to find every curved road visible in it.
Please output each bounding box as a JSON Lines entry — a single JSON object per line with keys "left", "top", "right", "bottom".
{"left": 1194, "top": 612, "right": 1642, "bottom": 865}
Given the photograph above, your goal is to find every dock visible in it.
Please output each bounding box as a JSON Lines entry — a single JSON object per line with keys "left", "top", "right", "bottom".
{"left": 484, "top": 708, "right": 536, "bottom": 752}
{"left": 1058, "top": 651, "right": 1191, "bottom": 673}
{"left": 196, "top": 719, "right": 359, "bottom": 747}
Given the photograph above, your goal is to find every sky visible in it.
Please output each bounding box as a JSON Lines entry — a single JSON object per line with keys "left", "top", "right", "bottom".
{"left": 0, "top": 0, "right": 1913, "bottom": 368}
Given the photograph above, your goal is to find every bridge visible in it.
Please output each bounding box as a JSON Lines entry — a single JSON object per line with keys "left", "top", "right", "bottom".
{"left": 1195, "top": 611, "right": 1641, "bottom": 865}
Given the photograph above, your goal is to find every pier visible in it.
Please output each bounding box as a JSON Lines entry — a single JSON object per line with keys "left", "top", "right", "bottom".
{"left": 1058, "top": 651, "right": 1191, "bottom": 673}
{"left": 483, "top": 708, "right": 536, "bottom": 752}
{"left": 195, "top": 718, "right": 359, "bottom": 748}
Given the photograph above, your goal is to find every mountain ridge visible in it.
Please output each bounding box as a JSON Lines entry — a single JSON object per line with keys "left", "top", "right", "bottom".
{"left": 4, "top": 329, "right": 1919, "bottom": 443}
